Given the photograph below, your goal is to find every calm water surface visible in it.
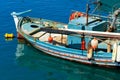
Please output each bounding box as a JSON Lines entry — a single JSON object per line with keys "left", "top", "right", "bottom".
{"left": 0, "top": 0, "right": 120, "bottom": 80}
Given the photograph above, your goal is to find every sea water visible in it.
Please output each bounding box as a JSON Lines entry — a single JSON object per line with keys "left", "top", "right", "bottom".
{"left": 0, "top": 0, "right": 120, "bottom": 80}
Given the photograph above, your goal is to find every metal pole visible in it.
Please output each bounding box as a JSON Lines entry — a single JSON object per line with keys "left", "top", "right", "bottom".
{"left": 86, "top": 4, "right": 89, "bottom": 26}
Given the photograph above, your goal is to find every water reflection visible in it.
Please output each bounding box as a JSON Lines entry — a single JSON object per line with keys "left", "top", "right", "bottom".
{"left": 16, "top": 42, "right": 24, "bottom": 58}
{"left": 15, "top": 39, "right": 120, "bottom": 80}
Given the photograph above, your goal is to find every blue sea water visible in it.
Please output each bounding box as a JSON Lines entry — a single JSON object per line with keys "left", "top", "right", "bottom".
{"left": 0, "top": 0, "right": 120, "bottom": 80}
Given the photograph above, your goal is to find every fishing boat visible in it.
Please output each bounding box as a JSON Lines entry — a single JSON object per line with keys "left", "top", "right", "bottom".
{"left": 11, "top": 5, "right": 120, "bottom": 68}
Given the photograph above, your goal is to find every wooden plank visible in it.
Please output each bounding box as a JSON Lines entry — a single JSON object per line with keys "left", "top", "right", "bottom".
{"left": 67, "top": 29, "right": 120, "bottom": 39}
{"left": 39, "top": 27, "right": 120, "bottom": 39}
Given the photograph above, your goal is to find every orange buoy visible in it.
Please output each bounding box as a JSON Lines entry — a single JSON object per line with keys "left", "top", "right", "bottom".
{"left": 91, "top": 37, "right": 98, "bottom": 50}
{"left": 48, "top": 36, "right": 53, "bottom": 43}
{"left": 69, "top": 12, "right": 84, "bottom": 21}
{"left": 81, "top": 40, "right": 86, "bottom": 50}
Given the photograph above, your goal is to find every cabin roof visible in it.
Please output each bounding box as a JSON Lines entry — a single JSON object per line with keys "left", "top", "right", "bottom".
{"left": 69, "top": 16, "right": 101, "bottom": 26}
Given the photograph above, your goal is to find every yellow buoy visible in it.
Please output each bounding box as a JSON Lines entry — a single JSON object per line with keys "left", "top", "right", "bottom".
{"left": 4, "top": 33, "right": 14, "bottom": 38}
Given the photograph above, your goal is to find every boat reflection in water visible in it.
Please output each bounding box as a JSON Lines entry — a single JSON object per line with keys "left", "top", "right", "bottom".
{"left": 15, "top": 40, "right": 24, "bottom": 58}
{"left": 15, "top": 39, "right": 120, "bottom": 80}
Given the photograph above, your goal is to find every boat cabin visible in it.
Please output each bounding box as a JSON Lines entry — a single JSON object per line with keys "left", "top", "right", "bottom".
{"left": 67, "top": 15, "right": 107, "bottom": 49}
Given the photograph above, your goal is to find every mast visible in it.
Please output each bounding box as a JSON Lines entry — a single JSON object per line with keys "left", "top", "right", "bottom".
{"left": 86, "top": 4, "right": 90, "bottom": 26}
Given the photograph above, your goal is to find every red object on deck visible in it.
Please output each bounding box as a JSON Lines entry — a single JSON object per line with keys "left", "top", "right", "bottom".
{"left": 69, "top": 12, "right": 84, "bottom": 21}
{"left": 48, "top": 36, "right": 53, "bottom": 43}
{"left": 81, "top": 40, "right": 86, "bottom": 50}
{"left": 17, "top": 33, "right": 24, "bottom": 39}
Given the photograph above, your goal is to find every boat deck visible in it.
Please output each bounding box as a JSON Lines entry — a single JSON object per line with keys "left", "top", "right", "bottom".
{"left": 32, "top": 32, "right": 67, "bottom": 46}
{"left": 21, "top": 17, "right": 68, "bottom": 46}
{"left": 21, "top": 17, "right": 117, "bottom": 54}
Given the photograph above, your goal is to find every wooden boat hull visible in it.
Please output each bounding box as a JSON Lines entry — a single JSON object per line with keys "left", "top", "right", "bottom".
{"left": 11, "top": 10, "right": 120, "bottom": 68}
{"left": 26, "top": 37, "right": 119, "bottom": 68}
{"left": 19, "top": 31, "right": 119, "bottom": 68}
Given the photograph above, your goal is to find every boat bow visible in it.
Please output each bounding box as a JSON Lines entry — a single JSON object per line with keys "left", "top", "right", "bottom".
{"left": 11, "top": 10, "right": 32, "bottom": 31}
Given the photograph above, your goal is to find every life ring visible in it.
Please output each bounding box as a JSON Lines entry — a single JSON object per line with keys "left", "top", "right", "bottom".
{"left": 69, "top": 12, "right": 84, "bottom": 21}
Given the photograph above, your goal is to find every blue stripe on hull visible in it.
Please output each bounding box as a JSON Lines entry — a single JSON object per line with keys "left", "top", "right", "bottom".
{"left": 30, "top": 41, "right": 118, "bottom": 67}
{"left": 22, "top": 33, "right": 120, "bottom": 68}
